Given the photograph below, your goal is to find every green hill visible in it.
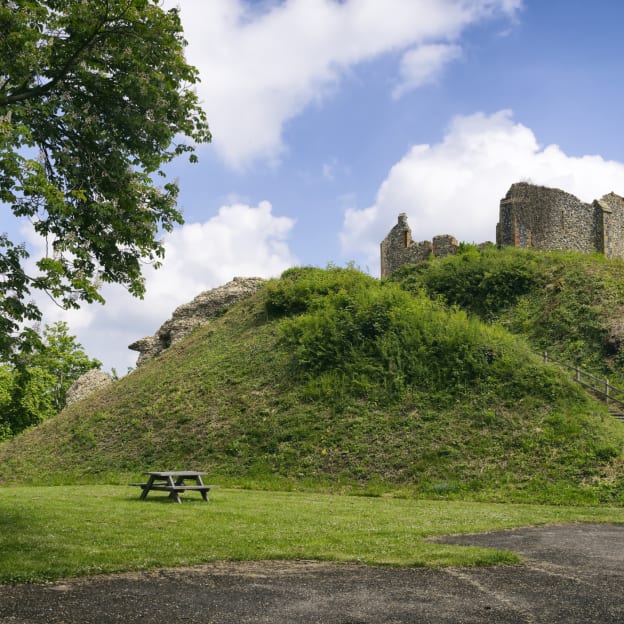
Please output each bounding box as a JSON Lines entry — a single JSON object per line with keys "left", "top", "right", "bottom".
{"left": 389, "top": 246, "right": 624, "bottom": 384}
{"left": 1, "top": 262, "right": 623, "bottom": 504}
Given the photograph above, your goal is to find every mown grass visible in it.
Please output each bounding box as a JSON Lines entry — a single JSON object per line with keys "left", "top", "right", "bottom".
{"left": 1, "top": 486, "right": 623, "bottom": 584}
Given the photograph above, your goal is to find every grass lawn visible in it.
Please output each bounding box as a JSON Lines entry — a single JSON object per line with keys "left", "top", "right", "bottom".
{"left": 1, "top": 485, "right": 623, "bottom": 584}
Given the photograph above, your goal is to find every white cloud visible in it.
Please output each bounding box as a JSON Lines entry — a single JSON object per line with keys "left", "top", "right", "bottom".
{"left": 169, "top": 0, "right": 522, "bottom": 168}
{"left": 341, "top": 109, "right": 624, "bottom": 274}
{"left": 31, "top": 202, "right": 297, "bottom": 374}
{"left": 393, "top": 43, "right": 463, "bottom": 98}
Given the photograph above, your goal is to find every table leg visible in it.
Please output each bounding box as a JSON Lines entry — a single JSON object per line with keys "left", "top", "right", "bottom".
{"left": 167, "top": 475, "right": 182, "bottom": 503}
{"left": 194, "top": 475, "right": 209, "bottom": 501}
{"left": 140, "top": 475, "right": 155, "bottom": 500}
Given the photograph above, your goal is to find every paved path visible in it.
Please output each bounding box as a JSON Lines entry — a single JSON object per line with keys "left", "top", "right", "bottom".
{"left": 0, "top": 523, "right": 622, "bottom": 623}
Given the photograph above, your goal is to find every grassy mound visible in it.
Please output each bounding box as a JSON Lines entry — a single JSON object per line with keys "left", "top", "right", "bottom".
{"left": 389, "top": 246, "right": 624, "bottom": 384}
{"left": 1, "top": 265, "right": 623, "bottom": 504}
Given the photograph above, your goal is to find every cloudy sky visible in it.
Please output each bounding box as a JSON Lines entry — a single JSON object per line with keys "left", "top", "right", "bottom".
{"left": 19, "top": 0, "right": 624, "bottom": 374}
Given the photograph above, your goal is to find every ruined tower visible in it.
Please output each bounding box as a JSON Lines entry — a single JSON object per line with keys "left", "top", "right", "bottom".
{"left": 380, "top": 183, "right": 624, "bottom": 278}
{"left": 380, "top": 214, "right": 457, "bottom": 278}
{"left": 497, "top": 182, "right": 624, "bottom": 259}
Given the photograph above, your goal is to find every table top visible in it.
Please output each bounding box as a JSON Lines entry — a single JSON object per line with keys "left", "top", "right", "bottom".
{"left": 145, "top": 471, "right": 207, "bottom": 477}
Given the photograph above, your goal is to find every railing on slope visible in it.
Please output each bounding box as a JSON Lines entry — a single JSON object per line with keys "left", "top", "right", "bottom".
{"left": 538, "top": 351, "right": 624, "bottom": 422}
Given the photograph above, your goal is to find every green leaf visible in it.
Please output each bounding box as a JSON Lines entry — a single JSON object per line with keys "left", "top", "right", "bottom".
{"left": 0, "top": 0, "right": 211, "bottom": 361}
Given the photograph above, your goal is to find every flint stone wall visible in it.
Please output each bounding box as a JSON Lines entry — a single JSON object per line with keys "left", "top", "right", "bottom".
{"left": 380, "top": 213, "right": 457, "bottom": 278}
{"left": 596, "top": 192, "right": 624, "bottom": 260}
{"left": 128, "top": 277, "right": 266, "bottom": 366}
{"left": 380, "top": 182, "right": 624, "bottom": 277}
{"left": 497, "top": 182, "right": 624, "bottom": 259}
{"left": 65, "top": 369, "right": 113, "bottom": 406}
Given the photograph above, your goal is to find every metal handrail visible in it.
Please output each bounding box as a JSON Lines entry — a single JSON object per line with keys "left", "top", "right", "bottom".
{"left": 537, "top": 351, "right": 624, "bottom": 409}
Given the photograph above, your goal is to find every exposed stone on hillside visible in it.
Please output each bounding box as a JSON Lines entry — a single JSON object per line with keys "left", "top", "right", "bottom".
{"left": 128, "top": 277, "right": 266, "bottom": 366}
{"left": 65, "top": 369, "right": 113, "bottom": 406}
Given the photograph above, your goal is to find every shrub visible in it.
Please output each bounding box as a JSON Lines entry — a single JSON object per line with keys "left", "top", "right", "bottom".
{"left": 264, "top": 265, "right": 374, "bottom": 318}
{"left": 391, "top": 246, "right": 544, "bottom": 319}
{"left": 274, "top": 266, "right": 571, "bottom": 407}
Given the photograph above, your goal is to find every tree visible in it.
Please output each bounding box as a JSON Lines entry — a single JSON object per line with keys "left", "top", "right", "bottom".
{"left": 0, "top": 0, "right": 211, "bottom": 361}
{"left": 1, "top": 321, "right": 101, "bottom": 437}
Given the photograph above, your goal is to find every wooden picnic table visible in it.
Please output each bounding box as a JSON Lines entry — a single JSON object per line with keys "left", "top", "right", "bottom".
{"left": 131, "top": 471, "right": 217, "bottom": 503}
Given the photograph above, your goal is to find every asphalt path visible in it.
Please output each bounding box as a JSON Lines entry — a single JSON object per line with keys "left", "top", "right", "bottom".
{"left": 0, "top": 523, "right": 622, "bottom": 623}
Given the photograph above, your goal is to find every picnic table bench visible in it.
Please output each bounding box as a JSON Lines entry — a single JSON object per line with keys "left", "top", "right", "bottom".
{"left": 131, "top": 471, "right": 217, "bottom": 503}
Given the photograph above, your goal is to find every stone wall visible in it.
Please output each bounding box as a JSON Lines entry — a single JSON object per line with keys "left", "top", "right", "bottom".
{"left": 432, "top": 234, "right": 459, "bottom": 258}
{"left": 595, "top": 192, "right": 624, "bottom": 259}
{"left": 380, "top": 214, "right": 457, "bottom": 277}
{"left": 65, "top": 369, "right": 113, "bottom": 406}
{"left": 128, "top": 277, "right": 266, "bottom": 366}
{"left": 380, "top": 183, "right": 624, "bottom": 276}
{"left": 497, "top": 183, "right": 624, "bottom": 259}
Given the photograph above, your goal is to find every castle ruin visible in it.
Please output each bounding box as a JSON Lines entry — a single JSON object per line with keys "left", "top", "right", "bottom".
{"left": 380, "top": 182, "right": 624, "bottom": 277}
{"left": 380, "top": 213, "right": 457, "bottom": 278}
{"left": 497, "top": 182, "right": 624, "bottom": 258}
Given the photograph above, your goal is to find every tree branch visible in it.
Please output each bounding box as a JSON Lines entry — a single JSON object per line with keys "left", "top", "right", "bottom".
{"left": 0, "top": 17, "right": 108, "bottom": 107}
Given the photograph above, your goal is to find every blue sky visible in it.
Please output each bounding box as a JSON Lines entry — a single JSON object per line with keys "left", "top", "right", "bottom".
{"left": 20, "top": 0, "right": 624, "bottom": 374}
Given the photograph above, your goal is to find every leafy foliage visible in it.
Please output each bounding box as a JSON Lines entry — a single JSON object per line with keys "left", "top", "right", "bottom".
{"left": 0, "top": 321, "right": 100, "bottom": 437}
{"left": 270, "top": 266, "right": 559, "bottom": 407}
{"left": 0, "top": 365, "right": 13, "bottom": 440}
{"left": 390, "top": 245, "right": 544, "bottom": 320}
{"left": 390, "top": 247, "right": 624, "bottom": 384}
{"left": 264, "top": 265, "right": 374, "bottom": 317}
{"left": 0, "top": 0, "right": 211, "bottom": 360}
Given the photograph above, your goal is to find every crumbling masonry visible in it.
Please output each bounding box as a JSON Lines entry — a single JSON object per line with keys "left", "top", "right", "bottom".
{"left": 380, "top": 182, "right": 624, "bottom": 278}
{"left": 496, "top": 182, "right": 624, "bottom": 258}
{"left": 380, "top": 213, "right": 457, "bottom": 278}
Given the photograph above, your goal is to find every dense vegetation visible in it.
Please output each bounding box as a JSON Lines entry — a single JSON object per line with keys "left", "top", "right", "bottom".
{"left": 1, "top": 262, "right": 623, "bottom": 505}
{"left": 0, "top": 321, "right": 100, "bottom": 439}
{"left": 0, "top": 0, "right": 210, "bottom": 360}
{"left": 389, "top": 246, "right": 624, "bottom": 384}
